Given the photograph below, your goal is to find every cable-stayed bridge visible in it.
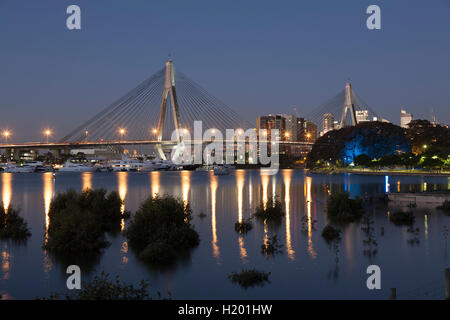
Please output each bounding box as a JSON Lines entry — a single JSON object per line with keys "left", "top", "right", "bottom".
{"left": 0, "top": 59, "right": 382, "bottom": 159}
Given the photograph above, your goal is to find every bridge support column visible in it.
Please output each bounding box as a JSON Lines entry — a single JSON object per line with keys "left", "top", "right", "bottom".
{"left": 339, "top": 82, "right": 357, "bottom": 128}
{"left": 155, "top": 59, "right": 182, "bottom": 160}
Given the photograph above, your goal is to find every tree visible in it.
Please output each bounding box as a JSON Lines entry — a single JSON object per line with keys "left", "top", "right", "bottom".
{"left": 354, "top": 154, "right": 372, "bottom": 167}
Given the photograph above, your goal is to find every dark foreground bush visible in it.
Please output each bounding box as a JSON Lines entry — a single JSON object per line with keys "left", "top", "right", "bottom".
{"left": 228, "top": 269, "right": 271, "bottom": 288}
{"left": 390, "top": 211, "right": 415, "bottom": 226}
{"left": 42, "top": 272, "right": 161, "bottom": 300}
{"left": 44, "top": 189, "right": 126, "bottom": 256}
{"left": 234, "top": 218, "right": 253, "bottom": 234}
{"left": 437, "top": 200, "right": 450, "bottom": 215}
{"left": 254, "top": 197, "right": 284, "bottom": 221}
{"left": 321, "top": 224, "right": 341, "bottom": 242}
{"left": 0, "top": 205, "right": 31, "bottom": 239}
{"left": 326, "top": 193, "right": 365, "bottom": 223}
{"left": 125, "top": 195, "right": 199, "bottom": 265}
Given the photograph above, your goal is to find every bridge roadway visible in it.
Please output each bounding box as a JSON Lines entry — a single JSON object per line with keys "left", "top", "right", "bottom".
{"left": 0, "top": 139, "right": 313, "bottom": 150}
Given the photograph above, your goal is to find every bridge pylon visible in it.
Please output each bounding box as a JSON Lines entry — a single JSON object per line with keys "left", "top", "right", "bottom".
{"left": 155, "top": 59, "right": 182, "bottom": 160}
{"left": 339, "top": 82, "right": 357, "bottom": 128}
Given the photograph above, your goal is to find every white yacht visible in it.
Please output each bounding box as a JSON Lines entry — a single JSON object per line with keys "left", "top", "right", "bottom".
{"left": 58, "top": 161, "right": 97, "bottom": 172}
{"left": 3, "top": 164, "right": 35, "bottom": 173}
{"left": 109, "top": 157, "right": 143, "bottom": 172}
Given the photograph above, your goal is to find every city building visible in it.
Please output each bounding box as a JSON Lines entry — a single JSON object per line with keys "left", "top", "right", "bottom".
{"left": 322, "top": 113, "right": 334, "bottom": 135}
{"left": 356, "top": 110, "right": 369, "bottom": 123}
{"left": 400, "top": 108, "right": 413, "bottom": 128}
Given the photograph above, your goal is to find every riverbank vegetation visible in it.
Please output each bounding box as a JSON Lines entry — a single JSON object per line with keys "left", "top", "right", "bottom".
{"left": 125, "top": 195, "right": 199, "bottom": 265}
{"left": 307, "top": 120, "right": 450, "bottom": 172}
{"left": 228, "top": 269, "right": 271, "bottom": 288}
{"left": 44, "top": 189, "right": 125, "bottom": 256}
{"left": 0, "top": 205, "right": 31, "bottom": 240}
{"left": 326, "top": 192, "right": 365, "bottom": 223}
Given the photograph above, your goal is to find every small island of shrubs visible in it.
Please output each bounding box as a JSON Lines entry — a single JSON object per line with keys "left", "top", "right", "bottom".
{"left": 44, "top": 189, "right": 125, "bottom": 256}
{"left": 0, "top": 205, "right": 31, "bottom": 240}
{"left": 389, "top": 211, "right": 415, "bottom": 226}
{"left": 228, "top": 269, "right": 271, "bottom": 289}
{"left": 124, "top": 195, "right": 199, "bottom": 265}
{"left": 254, "top": 197, "right": 284, "bottom": 221}
{"left": 437, "top": 200, "right": 450, "bottom": 215}
{"left": 326, "top": 192, "right": 365, "bottom": 223}
{"left": 42, "top": 271, "right": 159, "bottom": 300}
{"left": 321, "top": 224, "right": 341, "bottom": 242}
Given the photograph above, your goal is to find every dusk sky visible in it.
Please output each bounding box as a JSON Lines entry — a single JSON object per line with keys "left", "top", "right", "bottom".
{"left": 1, "top": 0, "right": 450, "bottom": 142}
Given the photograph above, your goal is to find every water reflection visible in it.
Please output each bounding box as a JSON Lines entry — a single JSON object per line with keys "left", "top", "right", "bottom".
{"left": 151, "top": 171, "right": 160, "bottom": 198}
{"left": 304, "top": 176, "right": 317, "bottom": 259}
{"left": 282, "top": 170, "right": 295, "bottom": 260}
{"left": 82, "top": 172, "right": 92, "bottom": 191}
{"left": 117, "top": 172, "right": 128, "bottom": 231}
{"left": 43, "top": 173, "right": 54, "bottom": 236}
{"left": 1, "top": 243, "right": 10, "bottom": 280}
{"left": 1, "top": 173, "right": 12, "bottom": 210}
{"left": 236, "top": 170, "right": 247, "bottom": 262}
{"left": 181, "top": 171, "right": 191, "bottom": 205}
{"left": 210, "top": 173, "right": 220, "bottom": 262}
{"left": 261, "top": 171, "right": 269, "bottom": 209}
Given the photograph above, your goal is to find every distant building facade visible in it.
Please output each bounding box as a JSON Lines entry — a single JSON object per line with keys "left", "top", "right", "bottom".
{"left": 400, "top": 108, "right": 413, "bottom": 128}
{"left": 356, "top": 110, "right": 369, "bottom": 123}
{"left": 322, "top": 113, "right": 334, "bottom": 135}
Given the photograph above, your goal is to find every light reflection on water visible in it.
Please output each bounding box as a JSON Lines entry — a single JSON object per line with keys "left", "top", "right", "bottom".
{"left": 0, "top": 171, "right": 450, "bottom": 300}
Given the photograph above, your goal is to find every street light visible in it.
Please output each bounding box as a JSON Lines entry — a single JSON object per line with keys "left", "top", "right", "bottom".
{"left": 44, "top": 129, "right": 52, "bottom": 143}
{"left": 119, "top": 128, "right": 126, "bottom": 140}
{"left": 2, "top": 130, "right": 10, "bottom": 143}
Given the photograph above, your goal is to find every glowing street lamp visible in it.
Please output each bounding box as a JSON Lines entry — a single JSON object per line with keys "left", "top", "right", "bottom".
{"left": 44, "top": 129, "right": 52, "bottom": 143}
{"left": 306, "top": 132, "right": 312, "bottom": 140}
{"left": 2, "top": 130, "right": 10, "bottom": 143}
{"left": 119, "top": 128, "right": 126, "bottom": 140}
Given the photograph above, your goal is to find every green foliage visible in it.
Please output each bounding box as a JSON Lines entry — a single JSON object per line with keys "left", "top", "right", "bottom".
{"left": 354, "top": 154, "right": 372, "bottom": 167}
{"left": 321, "top": 224, "right": 341, "bottom": 242}
{"left": 0, "top": 205, "right": 31, "bottom": 240}
{"left": 125, "top": 195, "right": 199, "bottom": 265}
{"left": 234, "top": 218, "right": 253, "bottom": 234}
{"left": 389, "top": 211, "right": 415, "bottom": 226}
{"left": 326, "top": 192, "right": 365, "bottom": 223}
{"left": 42, "top": 272, "right": 159, "bottom": 300}
{"left": 261, "top": 235, "right": 283, "bottom": 256}
{"left": 44, "top": 189, "right": 125, "bottom": 256}
{"left": 228, "top": 269, "right": 271, "bottom": 288}
{"left": 254, "top": 197, "right": 284, "bottom": 221}
{"left": 437, "top": 200, "right": 450, "bottom": 215}
{"left": 307, "top": 122, "right": 411, "bottom": 168}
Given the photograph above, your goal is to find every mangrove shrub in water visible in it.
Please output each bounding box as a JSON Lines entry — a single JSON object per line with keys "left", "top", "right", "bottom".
{"left": 321, "top": 224, "right": 341, "bottom": 242}
{"left": 234, "top": 218, "right": 253, "bottom": 234}
{"left": 0, "top": 205, "right": 31, "bottom": 240}
{"left": 254, "top": 197, "right": 284, "bottom": 221}
{"left": 228, "top": 269, "right": 271, "bottom": 289}
{"left": 42, "top": 272, "right": 156, "bottom": 300}
{"left": 125, "top": 195, "right": 199, "bottom": 265}
{"left": 326, "top": 192, "right": 364, "bottom": 223}
{"left": 44, "top": 189, "right": 125, "bottom": 256}
{"left": 389, "top": 211, "right": 415, "bottom": 226}
{"left": 437, "top": 200, "right": 450, "bottom": 215}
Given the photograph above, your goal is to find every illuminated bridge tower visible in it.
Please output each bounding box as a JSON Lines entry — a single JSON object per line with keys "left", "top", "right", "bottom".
{"left": 339, "top": 82, "right": 357, "bottom": 128}
{"left": 155, "top": 59, "right": 182, "bottom": 160}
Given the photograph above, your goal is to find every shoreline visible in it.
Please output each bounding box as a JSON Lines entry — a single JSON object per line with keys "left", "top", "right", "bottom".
{"left": 307, "top": 168, "right": 450, "bottom": 177}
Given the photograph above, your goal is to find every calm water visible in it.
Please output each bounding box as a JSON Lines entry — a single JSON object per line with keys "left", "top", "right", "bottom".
{"left": 1, "top": 170, "right": 450, "bottom": 300}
